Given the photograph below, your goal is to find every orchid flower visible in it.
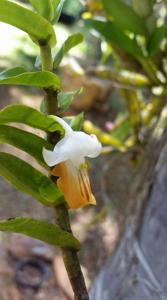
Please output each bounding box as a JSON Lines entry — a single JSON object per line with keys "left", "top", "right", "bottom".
{"left": 43, "top": 116, "right": 102, "bottom": 209}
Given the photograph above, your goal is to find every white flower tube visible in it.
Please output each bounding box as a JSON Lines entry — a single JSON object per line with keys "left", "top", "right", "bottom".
{"left": 43, "top": 116, "right": 102, "bottom": 209}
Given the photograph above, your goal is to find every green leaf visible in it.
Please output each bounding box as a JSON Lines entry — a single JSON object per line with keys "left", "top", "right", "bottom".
{"left": 0, "top": 125, "right": 53, "bottom": 168}
{"left": 53, "top": 33, "right": 83, "bottom": 68}
{"left": 28, "top": 0, "right": 54, "bottom": 21}
{"left": 0, "top": 152, "right": 62, "bottom": 206}
{"left": 147, "top": 25, "right": 166, "bottom": 57}
{"left": 0, "top": 218, "right": 80, "bottom": 250}
{"left": 86, "top": 19, "right": 143, "bottom": 58}
{"left": 0, "top": 104, "right": 64, "bottom": 133}
{"left": 64, "top": 113, "right": 84, "bottom": 131}
{"left": 0, "top": 67, "right": 61, "bottom": 90}
{"left": 0, "top": 0, "right": 56, "bottom": 46}
{"left": 58, "top": 88, "right": 83, "bottom": 113}
{"left": 64, "top": 33, "right": 84, "bottom": 54}
{"left": 102, "top": 0, "right": 147, "bottom": 36}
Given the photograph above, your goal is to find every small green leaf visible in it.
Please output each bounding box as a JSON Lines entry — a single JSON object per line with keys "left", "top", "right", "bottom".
{"left": 53, "top": 33, "right": 83, "bottom": 68}
{"left": 0, "top": 67, "right": 61, "bottom": 90}
{"left": 147, "top": 25, "right": 166, "bottom": 57}
{"left": 64, "top": 113, "right": 84, "bottom": 131}
{"left": 64, "top": 33, "right": 84, "bottom": 54}
{"left": 0, "top": 218, "right": 80, "bottom": 250}
{"left": 0, "top": 104, "right": 64, "bottom": 133}
{"left": 102, "top": 0, "right": 147, "bottom": 36}
{"left": 0, "top": 0, "right": 56, "bottom": 46}
{"left": 58, "top": 88, "right": 83, "bottom": 113}
{"left": 0, "top": 125, "right": 53, "bottom": 168}
{"left": 86, "top": 19, "right": 143, "bottom": 58}
{"left": 0, "top": 152, "right": 62, "bottom": 206}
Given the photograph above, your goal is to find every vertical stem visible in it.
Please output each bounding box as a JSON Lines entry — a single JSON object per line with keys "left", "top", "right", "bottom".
{"left": 40, "top": 44, "right": 53, "bottom": 71}
{"left": 55, "top": 204, "right": 90, "bottom": 300}
{"left": 40, "top": 44, "right": 90, "bottom": 300}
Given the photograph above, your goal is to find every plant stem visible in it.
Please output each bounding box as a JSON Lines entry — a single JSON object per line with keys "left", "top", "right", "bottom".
{"left": 55, "top": 204, "right": 90, "bottom": 300}
{"left": 40, "top": 44, "right": 90, "bottom": 300}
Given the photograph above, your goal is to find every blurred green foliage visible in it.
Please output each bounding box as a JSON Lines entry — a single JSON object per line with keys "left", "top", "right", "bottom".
{"left": 83, "top": 0, "right": 167, "bottom": 151}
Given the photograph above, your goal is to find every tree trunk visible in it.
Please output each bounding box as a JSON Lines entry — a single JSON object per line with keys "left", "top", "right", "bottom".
{"left": 90, "top": 120, "right": 167, "bottom": 300}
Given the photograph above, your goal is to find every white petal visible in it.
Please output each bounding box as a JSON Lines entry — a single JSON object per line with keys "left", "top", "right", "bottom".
{"left": 43, "top": 147, "right": 68, "bottom": 167}
{"left": 43, "top": 124, "right": 101, "bottom": 167}
{"left": 50, "top": 115, "right": 73, "bottom": 137}
{"left": 70, "top": 132, "right": 102, "bottom": 159}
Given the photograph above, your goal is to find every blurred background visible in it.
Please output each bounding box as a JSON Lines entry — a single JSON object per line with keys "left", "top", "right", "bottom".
{"left": 0, "top": 0, "right": 167, "bottom": 299}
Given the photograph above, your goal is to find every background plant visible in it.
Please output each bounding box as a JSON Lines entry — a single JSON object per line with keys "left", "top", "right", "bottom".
{"left": 83, "top": 0, "right": 167, "bottom": 154}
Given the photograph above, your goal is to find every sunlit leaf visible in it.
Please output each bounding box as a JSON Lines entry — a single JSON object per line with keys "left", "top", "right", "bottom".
{"left": 0, "top": 67, "right": 61, "bottom": 90}
{"left": 0, "top": 152, "right": 62, "bottom": 206}
{"left": 0, "top": 218, "right": 80, "bottom": 249}
{"left": 102, "top": 0, "right": 147, "bottom": 36}
{"left": 0, "top": 0, "right": 56, "bottom": 46}
{"left": 0, "top": 125, "right": 52, "bottom": 168}
{"left": 0, "top": 105, "right": 64, "bottom": 133}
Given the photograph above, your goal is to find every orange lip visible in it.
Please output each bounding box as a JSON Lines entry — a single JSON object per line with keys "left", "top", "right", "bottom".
{"left": 52, "top": 161, "right": 96, "bottom": 209}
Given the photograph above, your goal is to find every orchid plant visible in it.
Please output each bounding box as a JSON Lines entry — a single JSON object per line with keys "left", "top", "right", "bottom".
{"left": 0, "top": 1, "right": 101, "bottom": 299}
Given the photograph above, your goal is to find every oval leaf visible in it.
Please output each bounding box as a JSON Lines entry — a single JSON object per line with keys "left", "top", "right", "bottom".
{"left": 0, "top": 125, "right": 53, "bottom": 168}
{"left": 0, "top": 67, "right": 61, "bottom": 90}
{"left": 0, "top": 152, "right": 63, "bottom": 206}
{"left": 102, "top": 0, "right": 147, "bottom": 36}
{"left": 0, "top": 104, "right": 64, "bottom": 133}
{"left": 0, "top": 0, "right": 56, "bottom": 46}
{"left": 64, "top": 33, "right": 84, "bottom": 54}
{"left": 0, "top": 218, "right": 80, "bottom": 249}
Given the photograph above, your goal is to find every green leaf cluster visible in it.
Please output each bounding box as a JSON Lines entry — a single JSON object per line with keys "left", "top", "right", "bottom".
{"left": 86, "top": 0, "right": 166, "bottom": 61}
{"left": 0, "top": 0, "right": 83, "bottom": 249}
{"left": 0, "top": 104, "right": 65, "bottom": 205}
{"left": 0, "top": 104, "right": 81, "bottom": 248}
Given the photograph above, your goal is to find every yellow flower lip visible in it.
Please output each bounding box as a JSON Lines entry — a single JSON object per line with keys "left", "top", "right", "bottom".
{"left": 43, "top": 116, "right": 101, "bottom": 209}
{"left": 52, "top": 161, "right": 96, "bottom": 209}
